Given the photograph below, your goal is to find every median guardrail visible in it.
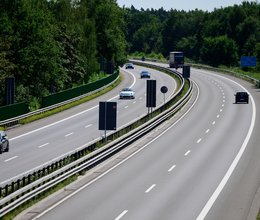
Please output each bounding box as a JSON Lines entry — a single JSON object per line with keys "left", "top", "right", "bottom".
{"left": 0, "top": 63, "right": 193, "bottom": 218}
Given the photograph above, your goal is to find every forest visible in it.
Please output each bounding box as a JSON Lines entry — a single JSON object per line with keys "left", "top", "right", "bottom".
{"left": 0, "top": 0, "right": 259, "bottom": 108}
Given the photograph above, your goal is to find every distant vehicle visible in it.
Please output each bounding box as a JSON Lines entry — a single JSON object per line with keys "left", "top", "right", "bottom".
{"left": 0, "top": 131, "right": 9, "bottom": 154}
{"left": 140, "top": 70, "right": 151, "bottom": 78}
{"left": 125, "top": 63, "right": 134, "bottom": 69}
{"left": 235, "top": 92, "right": 249, "bottom": 104}
{"left": 119, "top": 88, "right": 135, "bottom": 99}
{"left": 169, "top": 51, "right": 184, "bottom": 69}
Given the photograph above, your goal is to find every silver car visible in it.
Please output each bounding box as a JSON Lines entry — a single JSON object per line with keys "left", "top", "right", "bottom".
{"left": 119, "top": 88, "right": 135, "bottom": 99}
{"left": 0, "top": 130, "right": 9, "bottom": 154}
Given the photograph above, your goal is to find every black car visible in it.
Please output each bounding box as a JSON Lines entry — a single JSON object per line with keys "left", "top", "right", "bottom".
{"left": 125, "top": 63, "right": 134, "bottom": 69}
{"left": 140, "top": 70, "right": 151, "bottom": 78}
{"left": 0, "top": 131, "right": 9, "bottom": 154}
{"left": 235, "top": 92, "right": 249, "bottom": 104}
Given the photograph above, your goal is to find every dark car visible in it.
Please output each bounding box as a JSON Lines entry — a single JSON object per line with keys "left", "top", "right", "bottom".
{"left": 140, "top": 70, "right": 151, "bottom": 78}
{"left": 0, "top": 131, "right": 9, "bottom": 154}
{"left": 125, "top": 63, "right": 134, "bottom": 69}
{"left": 235, "top": 92, "right": 249, "bottom": 104}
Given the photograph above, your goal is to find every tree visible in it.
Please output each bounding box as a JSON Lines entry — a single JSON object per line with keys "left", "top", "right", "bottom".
{"left": 200, "top": 35, "right": 238, "bottom": 66}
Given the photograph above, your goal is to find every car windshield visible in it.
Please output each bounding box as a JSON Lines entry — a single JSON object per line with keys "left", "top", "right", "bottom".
{"left": 122, "top": 88, "right": 131, "bottom": 91}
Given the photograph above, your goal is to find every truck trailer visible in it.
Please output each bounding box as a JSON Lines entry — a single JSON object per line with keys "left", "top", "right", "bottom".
{"left": 169, "top": 51, "right": 184, "bottom": 69}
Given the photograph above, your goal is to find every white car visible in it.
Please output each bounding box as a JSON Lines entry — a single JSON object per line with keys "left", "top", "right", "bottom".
{"left": 119, "top": 88, "right": 135, "bottom": 99}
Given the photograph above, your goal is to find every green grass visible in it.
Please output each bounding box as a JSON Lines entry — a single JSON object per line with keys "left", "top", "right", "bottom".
{"left": 2, "top": 175, "right": 78, "bottom": 220}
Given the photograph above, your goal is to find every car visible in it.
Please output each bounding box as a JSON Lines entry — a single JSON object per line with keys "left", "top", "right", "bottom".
{"left": 235, "top": 92, "right": 249, "bottom": 104}
{"left": 125, "top": 63, "right": 134, "bottom": 69}
{"left": 0, "top": 130, "right": 9, "bottom": 154}
{"left": 119, "top": 88, "right": 135, "bottom": 99}
{"left": 140, "top": 70, "right": 151, "bottom": 78}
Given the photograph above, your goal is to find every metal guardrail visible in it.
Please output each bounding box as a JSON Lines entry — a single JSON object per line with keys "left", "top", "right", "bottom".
{"left": 187, "top": 63, "right": 260, "bottom": 88}
{"left": 0, "top": 75, "right": 119, "bottom": 128}
{"left": 0, "top": 63, "right": 192, "bottom": 217}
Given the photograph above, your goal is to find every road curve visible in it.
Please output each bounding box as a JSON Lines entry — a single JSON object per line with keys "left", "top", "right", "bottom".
{"left": 0, "top": 65, "right": 177, "bottom": 184}
{"left": 22, "top": 66, "right": 259, "bottom": 220}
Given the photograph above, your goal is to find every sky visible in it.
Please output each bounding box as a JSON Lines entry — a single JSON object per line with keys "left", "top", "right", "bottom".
{"left": 116, "top": 0, "right": 256, "bottom": 11}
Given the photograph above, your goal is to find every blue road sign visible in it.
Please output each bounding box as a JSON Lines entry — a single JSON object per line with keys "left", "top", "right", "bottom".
{"left": 240, "top": 56, "right": 257, "bottom": 67}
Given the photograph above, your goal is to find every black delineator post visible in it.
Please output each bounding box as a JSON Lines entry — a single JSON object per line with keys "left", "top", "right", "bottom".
{"left": 99, "top": 101, "right": 117, "bottom": 141}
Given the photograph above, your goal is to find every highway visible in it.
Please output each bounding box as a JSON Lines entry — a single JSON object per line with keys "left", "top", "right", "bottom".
{"left": 22, "top": 65, "right": 260, "bottom": 220}
{"left": 0, "top": 65, "right": 177, "bottom": 183}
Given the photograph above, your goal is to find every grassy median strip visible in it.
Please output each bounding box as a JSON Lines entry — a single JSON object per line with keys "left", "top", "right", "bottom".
{"left": 1, "top": 65, "right": 188, "bottom": 219}
{"left": 2, "top": 175, "right": 79, "bottom": 220}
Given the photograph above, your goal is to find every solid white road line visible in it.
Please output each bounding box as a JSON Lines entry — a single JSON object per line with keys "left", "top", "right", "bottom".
{"left": 5, "top": 156, "right": 18, "bottom": 162}
{"left": 145, "top": 184, "right": 156, "bottom": 193}
{"left": 115, "top": 210, "right": 128, "bottom": 220}
{"left": 196, "top": 71, "right": 257, "bottom": 220}
{"left": 37, "top": 143, "right": 49, "bottom": 148}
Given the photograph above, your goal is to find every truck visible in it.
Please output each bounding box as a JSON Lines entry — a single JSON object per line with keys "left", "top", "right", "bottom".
{"left": 169, "top": 51, "right": 184, "bottom": 69}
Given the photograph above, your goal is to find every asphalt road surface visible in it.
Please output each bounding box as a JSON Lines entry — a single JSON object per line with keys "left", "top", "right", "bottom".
{"left": 0, "top": 65, "right": 177, "bottom": 184}
{"left": 24, "top": 66, "right": 260, "bottom": 220}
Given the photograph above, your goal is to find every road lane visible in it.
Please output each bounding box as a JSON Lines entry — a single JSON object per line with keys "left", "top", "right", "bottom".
{"left": 31, "top": 67, "right": 256, "bottom": 220}
{"left": 0, "top": 65, "right": 177, "bottom": 183}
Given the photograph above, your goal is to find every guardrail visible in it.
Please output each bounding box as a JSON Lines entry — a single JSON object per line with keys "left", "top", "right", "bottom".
{"left": 0, "top": 73, "right": 119, "bottom": 128}
{"left": 189, "top": 63, "right": 260, "bottom": 88}
{"left": 0, "top": 63, "right": 192, "bottom": 218}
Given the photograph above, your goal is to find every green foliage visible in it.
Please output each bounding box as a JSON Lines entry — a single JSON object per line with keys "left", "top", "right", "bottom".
{"left": 200, "top": 35, "right": 238, "bottom": 66}
{"left": 0, "top": 0, "right": 126, "bottom": 108}
{"left": 124, "top": 2, "right": 260, "bottom": 68}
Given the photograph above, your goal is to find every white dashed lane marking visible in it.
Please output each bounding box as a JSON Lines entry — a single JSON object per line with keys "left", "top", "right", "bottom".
{"left": 4, "top": 156, "right": 18, "bottom": 162}
{"left": 115, "top": 210, "right": 128, "bottom": 220}
{"left": 145, "top": 184, "right": 156, "bottom": 193}
{"left": 65, "top": 132, "right": 74, "bottom": 137}
{"left": 85, "top": 124, "right": 93, "bottom": 128}
{"left": 38, "top": 143, "right": 49, "bottom": 148}
{"left": 197, "top": 138, "right": 202, "bottom": 144}
{"left": 185, "top": 150, "right": 191, "bottom": 156}
{"left": 168, "top": 165, "right": 176, "bottom": 172}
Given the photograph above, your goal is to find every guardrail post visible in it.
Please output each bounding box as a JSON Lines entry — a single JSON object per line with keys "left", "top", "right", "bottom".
{"left": 17, "top": 179, "right": 21, "bottom": 190}
{"left": 28, "top": 174, "right": 32, "bottom": 184}
{"left": 11, "top": 182, "right": 15, "bottom": 193}
{"left": 22, "top": 176, "right": 26, "bottom": 187}
{"left": 5, "top": 185, "right": 8, "bottom": 197}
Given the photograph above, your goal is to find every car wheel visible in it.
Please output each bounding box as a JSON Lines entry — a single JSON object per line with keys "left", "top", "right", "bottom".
{"left": 5, "top": 143, "right": 9, "bottom": 152}
{"left": 0, "top": 145, "right": 3, "bottom": 154}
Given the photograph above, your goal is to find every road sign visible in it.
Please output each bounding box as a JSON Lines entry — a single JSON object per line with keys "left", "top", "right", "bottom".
{"left": 146, "top": 80, "right": 156, "bottom": 108}
{"left": 240, "top": 56, "right": 257, "bottom": 67}
{"left": 99, "top": 102, "right": 117, "bottom": 131}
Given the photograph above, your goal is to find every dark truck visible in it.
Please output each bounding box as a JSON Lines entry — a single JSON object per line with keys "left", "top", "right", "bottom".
{"left": 169, "top": 51, "right": 184, "bottom": 69}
